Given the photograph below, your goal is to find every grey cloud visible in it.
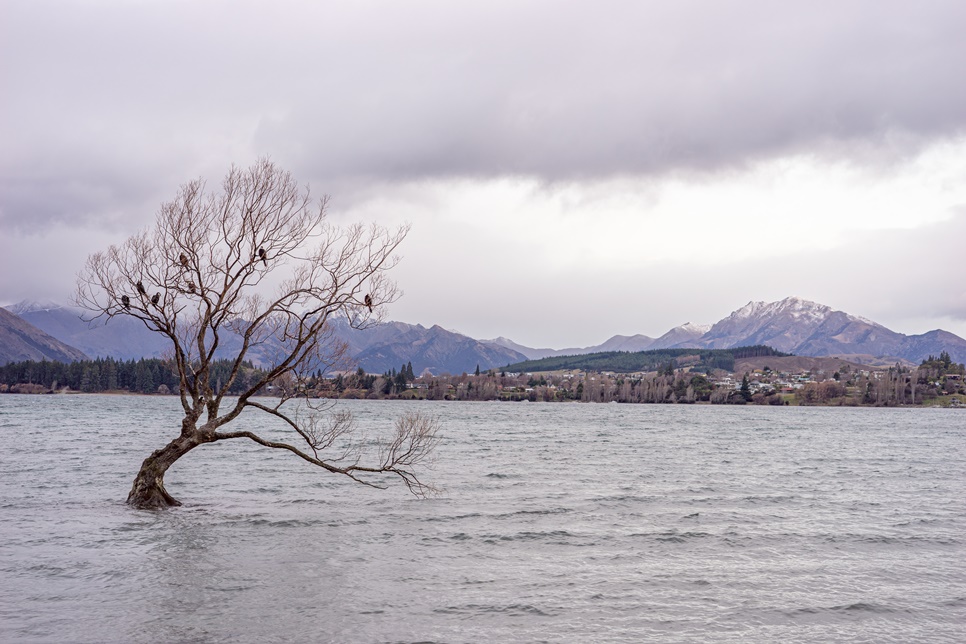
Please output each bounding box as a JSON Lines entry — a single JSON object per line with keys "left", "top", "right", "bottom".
{"left": 0, "top": 157, "right": 179, "bottom": 234}
{"left": 259, "top": 1, "right": 966, "bottom": 184}
{"left": 3, "top": 0, "right": 966, "bottom": 231}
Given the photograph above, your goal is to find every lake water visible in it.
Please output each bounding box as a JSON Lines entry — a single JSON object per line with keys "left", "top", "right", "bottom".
{"left": 1, "top": 395, "right": 964, "bottom": 643}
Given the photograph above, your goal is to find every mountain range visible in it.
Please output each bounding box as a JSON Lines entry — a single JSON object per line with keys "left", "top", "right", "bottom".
{"left": 495, "top": 297, "right": 966, "bottom": 366}
{"left": 484, "top": 321, "right": 712, "bottom": 360}
{"left": 0, "top": 301, "right": 527, "bottom": 374}
{"left": 0, "top": 305, "right": 89, "bottom": 365}
{"left": 2, "top": 296, "right": 965, "bottom": 372}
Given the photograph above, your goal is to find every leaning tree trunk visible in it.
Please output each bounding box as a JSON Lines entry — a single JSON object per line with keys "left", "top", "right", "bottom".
{"left": 127, "top": 434, "right": 201, "bottom": 509}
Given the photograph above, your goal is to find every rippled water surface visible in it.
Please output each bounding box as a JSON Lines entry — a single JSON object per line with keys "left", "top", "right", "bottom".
{"left": 1, "top": 395, "right": 964, "bottom": 642}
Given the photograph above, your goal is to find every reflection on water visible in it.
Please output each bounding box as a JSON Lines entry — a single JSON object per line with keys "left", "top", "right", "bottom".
{"left": 1, "top": 395, "right": 964, "bottom": 642}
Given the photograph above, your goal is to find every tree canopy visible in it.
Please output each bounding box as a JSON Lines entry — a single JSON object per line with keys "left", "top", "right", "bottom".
{"left": 75, "top": 159, "right": 438, "bottom": 509}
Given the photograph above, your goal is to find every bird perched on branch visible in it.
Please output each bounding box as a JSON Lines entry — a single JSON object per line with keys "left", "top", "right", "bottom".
{"left": 179, "top": 253, "right": 190, "bottom": 269}
{"left": 136, "top": 281, "right": 146, "bottom": 295}
{"left": 364, "top": 294, "right": 373, "bottom": 312}
{"left": 187, "top": 280, "right": 196, "bottom": 294}
{"left": 258, "top": 247, "right": 267, "bottom": 266}
{"left": 121, "top": 295, "right": 130, "bottom": 310}
{"left": 151, "top": 293, "right": 160, "bottom": 307}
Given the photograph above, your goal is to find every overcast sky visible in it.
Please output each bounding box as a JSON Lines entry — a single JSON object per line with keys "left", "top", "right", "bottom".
{"left": 2, "top": 0, "right": 965, "bottom": 348}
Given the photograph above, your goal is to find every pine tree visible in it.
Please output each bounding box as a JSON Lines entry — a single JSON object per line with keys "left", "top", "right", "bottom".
{"left": 740, "top": 374, "right": 752, "bottom": 402}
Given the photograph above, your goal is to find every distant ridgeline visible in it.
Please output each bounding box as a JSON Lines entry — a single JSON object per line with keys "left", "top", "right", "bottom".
{"left": 504, "top": 345, "right": 791, "bottom": 374}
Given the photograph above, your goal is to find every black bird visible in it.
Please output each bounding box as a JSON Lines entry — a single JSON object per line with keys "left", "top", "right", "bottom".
{"left": 187, "top": 280, "right": 196, "bottom": 294}
{"left": 121, "top": 295, "right": 130, "bottom": 310}
{"left": 179, "top": 253, "right": 190, "bottom": 269}
{"left": 364, "top": 294, "right": 373, "bottom": 312}
{"left": 258, "top": 247, "right": 267, "bottom": 266}
{"left": 151, "top": 293, "right": 160, "bottom": 307}
{"left": 136, "top": 281, "right": 146, "bottom": 295}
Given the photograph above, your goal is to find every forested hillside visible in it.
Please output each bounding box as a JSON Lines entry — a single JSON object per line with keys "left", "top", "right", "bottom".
{"left": 505, "top": 345, "right": 789, "bottom": 374}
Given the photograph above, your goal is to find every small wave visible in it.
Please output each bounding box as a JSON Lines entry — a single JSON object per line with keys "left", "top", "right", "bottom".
{"left": 684, "top": 497, "right": 719, "bottom": 505}
{"left": 460, "top": 578, "right": 497, "bottom": 586}
{"left": 233, "top": 517, "right": 335, "bottom": 529}
{"left": 508, "top": 530, "right": 575, "bottom": 542}
{"left": 592, "top": 494, "right": 661, "bottom": 504}
{"left": 204, "top": 584, "right": 257, "bottom": 593}
{"left": 784, "top": 602, "right": 899, "bottom": 618}
{"left": 821, "top": 533, "right": 960, "bottom": 546}
{"left": 892, "top": 518, "right": 942, "bottom": 527}
{"left": 631, "top": 530, "right": 712, "bottom": 542}
{"left": 481, "top": 530, "right": 578, "bottom": 544}
{"left": 830, "top": 602, "right": 893, "bottom": 613}
{"left": 423, "top": 512, "right": 482, "bottom": 523}
{"left": 742, "top": 495, "right": 796, "bottom": 503}
{"left": 493, "top": 507, "right": 571, "bottom": 519}
{"left": 433, "top": 603, "right": 553, "bottom": 617}
{"left": 657, "top": 535, "right": 686, "bottom": 543}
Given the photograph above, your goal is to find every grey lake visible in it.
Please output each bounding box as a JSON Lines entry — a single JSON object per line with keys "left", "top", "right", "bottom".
{"left": 1, "top": 395, "right": 964, "bottom": 643}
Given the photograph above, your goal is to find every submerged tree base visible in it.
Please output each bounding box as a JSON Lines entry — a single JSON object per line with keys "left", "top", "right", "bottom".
{"left": 127, "top": 480, "right": 182, "bottom": 509}
{"left": 126, "top": 435, "right": 200, "bottom": 509}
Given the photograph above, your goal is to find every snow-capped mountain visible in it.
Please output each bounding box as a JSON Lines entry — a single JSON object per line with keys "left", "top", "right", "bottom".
{"left": 684, "top": 296, "right": 965, "bottom": 364}
{"left": 650, "top": 322, "right": 712, "bottom": 349}
{"left": 693, "top": 296, "right": 872, "bottom": 351}
{"left": 498, "top": 297, "right": 966, "bottom": 365}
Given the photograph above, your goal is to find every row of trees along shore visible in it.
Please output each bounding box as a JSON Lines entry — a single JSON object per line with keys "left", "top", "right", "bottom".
{"left": 4, "top": 352, "right": 964, "bottom": 406}
{"left": 0, "top": 357, "right": 261, "bottom": 395}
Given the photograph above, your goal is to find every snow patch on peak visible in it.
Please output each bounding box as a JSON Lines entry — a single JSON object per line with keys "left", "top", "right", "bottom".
{"left": 730, "top": 296, "right": 834, "bottom": 322}
{"left": 9, "top": 299, "right": 68, "bottom": 315}
{"left": 677, "top": 322, "right": 711, "bottom": 334}
{"left": 781, "top": 296, "right": 819, "bottom": 307}
{"left": 772, "top": 296, "right": 832, "bottom": 322}
{"left": 731, "top": 301, "right": 767, "bottom": 319}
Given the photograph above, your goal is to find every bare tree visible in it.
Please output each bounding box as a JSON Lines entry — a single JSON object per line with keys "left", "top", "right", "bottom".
{"left": 76, "top": 159, "right": 439, "bottom": 509}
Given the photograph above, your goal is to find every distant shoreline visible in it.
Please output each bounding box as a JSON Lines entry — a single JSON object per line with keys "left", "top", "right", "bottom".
{"left": 2, "top": 387, "right": 962, "bottom": 408}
